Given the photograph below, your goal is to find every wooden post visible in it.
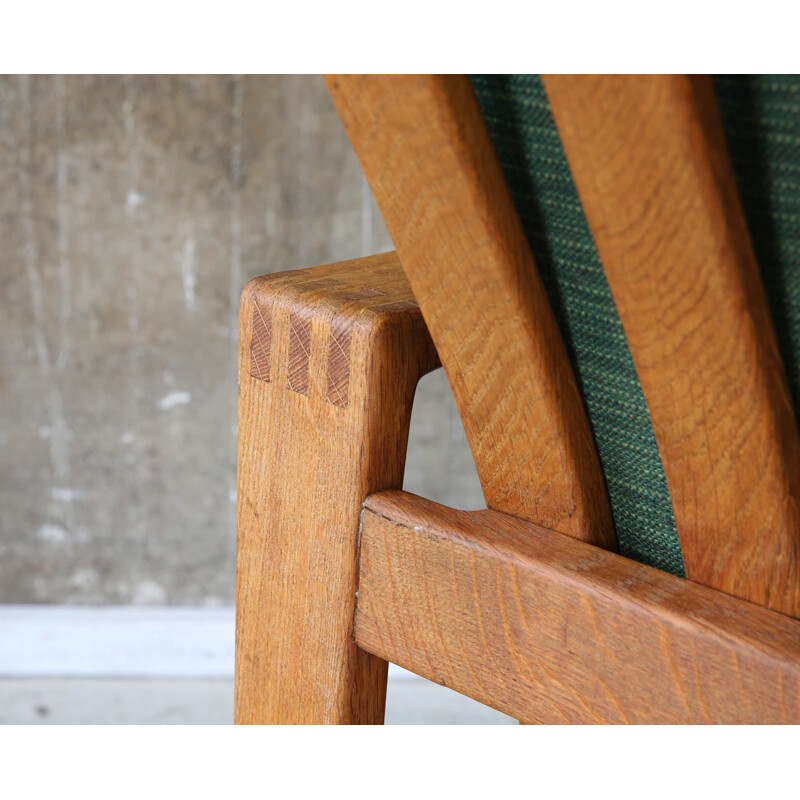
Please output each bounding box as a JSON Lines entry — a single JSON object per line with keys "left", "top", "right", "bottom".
{"left": 235, "top": 252, "right": 439, "bottom": 724}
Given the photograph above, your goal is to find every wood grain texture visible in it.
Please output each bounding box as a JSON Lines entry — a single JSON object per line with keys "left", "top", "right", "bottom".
{"left": 326, "top": 75, "right": 615, "bottom": 550}
{"left": 544, "top": 75, "right": 800, "bottom": 616}
{"left": 286, "top": 308, "right": 313, "bottom": 395}
{"left": 357, "top": 490, "right": 800, "bottom": 724}
{"left": 236, "top": 252, "right": 440, "bottom": 724}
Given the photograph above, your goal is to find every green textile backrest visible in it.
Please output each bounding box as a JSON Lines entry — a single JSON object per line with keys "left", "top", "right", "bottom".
{"left": 715, "top": 77, "right": 800, "bottom": 417}
{"left": 470, "top": 75, "right": 800, "bottom": 577}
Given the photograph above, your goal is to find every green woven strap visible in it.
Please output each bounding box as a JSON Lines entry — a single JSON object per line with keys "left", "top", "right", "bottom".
{"left": 470, "top": 75, "right": 685, "bottom": 577}
{"left": 715, "top": 75, "right": 800, "bottom": 421}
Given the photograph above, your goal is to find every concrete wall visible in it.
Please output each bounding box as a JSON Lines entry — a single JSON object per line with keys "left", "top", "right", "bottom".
{"left": 0, "top": 75, "right": 482, "bottom": 605}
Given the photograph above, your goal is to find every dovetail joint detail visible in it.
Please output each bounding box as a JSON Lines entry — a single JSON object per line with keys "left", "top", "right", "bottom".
{"left": 249, "top": 298, "right": 357, "bottom": 410}
{"left": 286, "top": 308, "right": 313, "bottom": 395}
{"left": 249, "top": 299, "right": 272, "bottom": 382}
{"left": 327, "top": 317, "right": 354, "bottom": 407}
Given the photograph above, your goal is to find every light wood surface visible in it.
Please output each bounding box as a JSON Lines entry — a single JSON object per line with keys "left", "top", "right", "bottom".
{"left": 235, "top": 252, "right": 439, "bottom": 724}
{"left": 326, "top": 74, "right": 615, "bottom": 550}
{"left": 543, "top": 75, "right": 800, "bottom": 616}
{"left": 356, "top": 490, "right": 800, "bottom": 724}
{"left": 236, "top": 75, "right": 800, "bottom": 725}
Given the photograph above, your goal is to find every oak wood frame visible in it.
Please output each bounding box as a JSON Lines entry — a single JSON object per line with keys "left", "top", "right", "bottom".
{"left": 326, "top": 74, "right": 615, "bottom": 549}
{"left": 235, "top": 251, "right": 800, "bottom": 725}
{"left": 236, "top": 253, "right": 438, "bottom": 724}
{"left": 543, "top": 74, "right": 800, "bottom": 616}
{"left": 235, "top": 75, "right": 800, "bottom": 724}
{"left": 357, "top": 491, "right": 800, "bottom": 724}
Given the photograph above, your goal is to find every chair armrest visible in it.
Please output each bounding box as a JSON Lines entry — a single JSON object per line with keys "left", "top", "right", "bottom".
{"left": 236, "top": 251, "right": 439, "bottom": 724}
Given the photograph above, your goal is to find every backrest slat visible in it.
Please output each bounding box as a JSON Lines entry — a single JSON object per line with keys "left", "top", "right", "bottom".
{"left": 471, "top": 75, "right": 685, "bottom": 577}
{"left": 326, "top": 74, "right": 616, "bottom": 548}
{"left": 544, "top": 74, "right": 800, "bottom": 616}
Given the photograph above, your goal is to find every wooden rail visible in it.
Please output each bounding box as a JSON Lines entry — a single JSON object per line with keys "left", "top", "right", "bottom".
{"left": 356, "top": 490, "right": 800, "bottom": 724}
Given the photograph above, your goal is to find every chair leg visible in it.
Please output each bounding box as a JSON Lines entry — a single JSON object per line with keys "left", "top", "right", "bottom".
{"left": 235, "top": 254, "right": 438, "bottom": 724}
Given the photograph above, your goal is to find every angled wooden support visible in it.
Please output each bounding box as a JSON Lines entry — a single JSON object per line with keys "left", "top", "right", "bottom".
{"left": 356, "top": 491, "right": 800, "bottom": 724}
{"left": 326, "top": 74, "right": 615, "bottom": 550}
{"left": 235, "top": 252, "right": 439, "bottom": 724}
{"left": 543, "top": 75, "right": 800, "bottom": 616}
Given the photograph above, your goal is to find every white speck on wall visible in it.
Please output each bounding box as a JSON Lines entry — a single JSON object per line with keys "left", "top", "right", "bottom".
{"left": 158, "top": 391, "right": 191, "bottom": 411}
{"left": 70, "top": 568, "right": 98, "bottom": 590}
{"left": 133, "top": 580, "right": 167, "bottom": 605}
{"left": 37, "top": 523, "right": 69, "bottom": 545}
{"left": 125, "top": 190, "right": 146, "bottom": 214}
{"left": 228, "top": 488, "right": 237, "bottom": 504}
{"left": 37, "top": 522, "right": 90, "bottom": 545}
{"left": 119, "top": 432, "right": 136, "bottom": 445}
{"left": 178, "top": 233, "right": 198, "bottom": 312}
{"left": 51, "top": 487, "right": 84, "bottom": 503}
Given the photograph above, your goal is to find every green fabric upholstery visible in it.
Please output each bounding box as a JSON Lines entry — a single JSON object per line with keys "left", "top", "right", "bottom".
{"left": 471, "top": 74, "right": 800, "bottom": 579}
{"left": 470, "top": 75, "right": 685, "bottom": 576}
{"left": 715, "top": 76, "right": 800, "bottom": 419}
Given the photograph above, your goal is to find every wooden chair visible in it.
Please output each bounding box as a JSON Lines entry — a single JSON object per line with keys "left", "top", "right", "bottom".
{"left": 235, "top": 75, "right": 800, "bottom": 724}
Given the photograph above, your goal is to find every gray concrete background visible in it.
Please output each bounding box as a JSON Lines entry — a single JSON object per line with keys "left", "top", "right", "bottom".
{"left": 0, "top": 75, "right": 483, "bottom": 605}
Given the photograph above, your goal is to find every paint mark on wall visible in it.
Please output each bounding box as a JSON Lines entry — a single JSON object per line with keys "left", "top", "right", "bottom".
{"left": 132, "top": 580, "right": 167, "bottom": 605}
{"left": 158, "top": 391, "right": 192, "bottom": 411}
{"left": 18, "top": 75, "right": 74, "bottom": 532}
{"left": 229, "top": 75, "right": 244, "bottom": 342}
{"left": 125, "top": 190, "right": 146, "bottom": 215}
{"left": 54, "top": 74, "right": 73, "bottom": 373}
{"left": 226, "top": 75, "right": 245, "bottom": 569}
{"left": 51, "top": 488, "right": 85, "bottom": 503}
{"left": 178, "top": 232, "right": 198, "bottom": 312}
{"left": 37, "top": 522, "right": 90, "bottom": 545}
{"left": 37, "top": 523, "right": 69, "bottom": 544}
